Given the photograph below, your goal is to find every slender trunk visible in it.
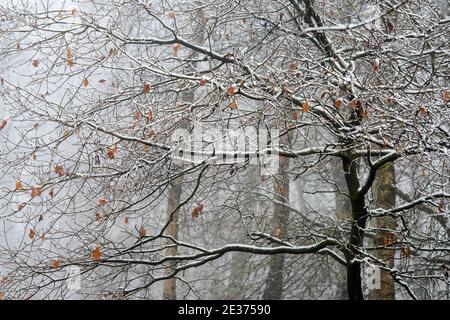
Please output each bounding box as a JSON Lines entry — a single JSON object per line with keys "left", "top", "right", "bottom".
{"left": 263, "top": 132, "right": 290, "bottom": 300}
{"left": 163, "top": 175, "right": 184, "bottom": 300}
{"left": 161, "top": 6, "right": 206, "bottom": 300}
{"left": 225, "top": 165, "right": 260, "bottom": 299}
{"left": 371, "top": 163, "right": 396, "bottom": 300}
{"left": 334, "top": 161, "right": 351, "bottom": 299}
{"left": 369, "top": 3, "right": 397, "bottom": 300}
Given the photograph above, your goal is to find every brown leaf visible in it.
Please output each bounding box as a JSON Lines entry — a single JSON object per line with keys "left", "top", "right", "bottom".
{"left": 134, "top": 111, "right": 142, "bottom": 120}
{"left": 443, "top": 90, "right": 450, "bottom": 103}
{"left": 273, "top": 227, "right": 282, "bottom": 239}
{"left": 362, "top": 109, "right": 369, "bottom": 119}
{"left": 82, "top": 79, "right": 89, "bottom": 87}
{"left": 98, "top": 197, "right": 107, "bottom": 206}
{"left": 146, "top": 109, "right": 153, "bottom": 121}
{"left": 199, "top": 79, "right": 207, "bottom": 86}
{"left": 0, "top": 292, "right": 3, "bottom": 300}
{"left": 31, "top": 187, "right": 42, "bottom": 198}
{"left": 400, "top": 246, "right": 411, "bottom": 258}
{"left": 71, "top": 8, "right": 78, "bottom": 16}
{"left": 108, "top": 48, "right": 118, "bottom": 57}
{"left": 92, "top": 246, "right": 101, "bottom": 261}
{"left": 144, "top": 129, "right": 156, "bottom": 140}
{"left": 54, "top": 165, "right": 65, "bottom": 176}
{"left": 292, "top": 110, "right": 300, "bottom": 120}
{"left": 172, "top": 43, "right": 182, "bottom": 56}
{"left": 98, "top": 79, "right": 106, "bottom": 84}
{"left": 49, "top": 188, "right": 55, "bottom": 198}
{"left": 138, "top": 226, "right": 146, "bottom": 238}
{"left": 168, "top": 11, "right": 176, "bottom": 19}
{"left": 32, "top": 59, "right": 40, "bottom": 68}
{"left": 288, "top": 62, "right": 297, "bottom": 70}
{"left": 15, "top": 180, "right": 23, "bottom": 191}
{"left": 229, "top": 99, "right": 238, "bottom": 110}
{"left": 191, "top": 204, "right": 204, "bottom": 219}
{"left": 349, "top": 99, "right": 362, "bottom": 110}
{"left": 66, "top": 48, "right": 74, "bottom": 65}
{"left": 107, "top": 146, "right": 117, "bottom": 159}
{"left": 334, "top": 98, "right": 343, "bottom": 109}
{"left": 52, "top": 259, "right": 61, "bottom": 269}
{"left": 0, "top": 118, "right": 8, "bottom": 130}
{"left": 143, "top": 83, "right": 151, "bottom": 94}
{"left": 418, "top": 105, "right": 427, "bottom": 117}
{"left": 28, "top": 228, "right": 36, "bottom": 240}
{"left": 66, "top": 48, "right": 73, "bottom": 60}
{"left": 18, "top": 203, "right": 26, "bottom": 211}
{"left": 124, "top": 216, "right": 129, "bottom": 225}
{"left": 385, "top": 97, "right": 397, "bottom": 105}
{"left": 383, "top": 232, "right": 397, "bottom": 247}
{"left": 226, "top": 85, "right": 236, "bottom": 96}
{"left": 95, "top": 212, "right": 102, "bottom": 221}
{"left": 302, "top": 100, "right": 310, "bottom": 112}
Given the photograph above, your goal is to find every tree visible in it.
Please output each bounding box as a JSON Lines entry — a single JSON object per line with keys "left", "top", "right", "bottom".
{"left": 0, "top": 0, "right": 449, "bottom": 300}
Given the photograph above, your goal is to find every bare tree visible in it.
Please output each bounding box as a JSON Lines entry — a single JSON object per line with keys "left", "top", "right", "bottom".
{"left": 0, "top": 0, "right": 448, "bottom": 300}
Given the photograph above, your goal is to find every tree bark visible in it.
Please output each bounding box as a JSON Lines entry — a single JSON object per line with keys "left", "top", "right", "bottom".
{"left": 371, "top": 163, "right": 396, "bottom": 300}
{"left": 163, "top": 175, "right": 184, "bottom": 300}
{"left": 225, "top": 165, "right": 260, "bottom": 299}
{"left": 334, "top": 161, "right": 351, "bottom": 299}
{"left": 263, "top": 132, "right": 290, "bottom": 300}
{"left": 161, "top": 6, "right": 206, "bottom": 300}
{"left": 342, "top": 155, "right": 367, "bottom": 300}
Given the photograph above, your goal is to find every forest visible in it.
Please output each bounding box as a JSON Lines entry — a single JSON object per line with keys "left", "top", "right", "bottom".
{"left": 0, "top": 0, "right": 449, "bottom": 300}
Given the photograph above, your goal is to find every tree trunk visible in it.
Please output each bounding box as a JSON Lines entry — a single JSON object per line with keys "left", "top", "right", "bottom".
{"left": 225, "top": 165, "right": 260, "bottom": 299}
{"left": 334, "top": 161, "right": 351, "bottom": 299}
{"left": 371, "top": 163, "right": 396, "bottom": 300}
{"left": 163, "top": 175, "right": 184, "bottom": 300}
{"left": 162, "top": 6, "right": 206, "bottom": 300}
{"left": 263, "top": 132, "right": 290, "bottom": 300}
{"left": 342, "top": 155, "right": 367, "bottom": 300}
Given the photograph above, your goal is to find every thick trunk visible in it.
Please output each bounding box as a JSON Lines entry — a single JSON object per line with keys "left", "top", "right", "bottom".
{"left": 224, "top": 252, "right": 251, "bottom": 299}
{"left": 263, "top": 133, "right": 290, "bottom": 300}
{"left": 371, "top": 163, "right": 396, "bottom": 300}
{"left": 347, "top": 261, "right": 363, "bottom": 300}
{"left": 342, "top": 155, "right": 367, "bottom": 300}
